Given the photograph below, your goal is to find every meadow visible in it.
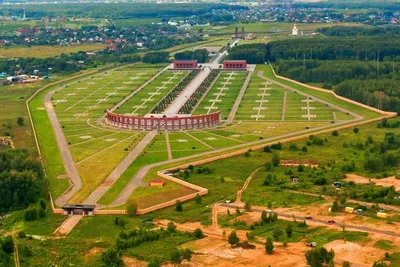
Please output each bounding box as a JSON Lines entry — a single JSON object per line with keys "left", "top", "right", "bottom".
{"left": 0, "top": 44, "right": 107, "bottom": 58}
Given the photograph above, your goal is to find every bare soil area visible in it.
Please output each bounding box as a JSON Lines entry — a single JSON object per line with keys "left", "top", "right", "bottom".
{"left": 345, "top": 174, "right": 400, "bottom": 191}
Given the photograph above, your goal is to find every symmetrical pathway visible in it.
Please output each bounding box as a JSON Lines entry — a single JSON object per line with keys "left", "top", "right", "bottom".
{"left": 53, "top": 215, "right": 84, "bottom": 235}
{"left": 82, "top": 131, "right": 157, "bottom": 204}
{"left": 281, "top": 91, "right": 287, "bottom": 121}
{"left": 165, "top": 131, "right": 173, "bottom": 160}
{"left": 226, "top": 71, "right": 253, "bottom": 124}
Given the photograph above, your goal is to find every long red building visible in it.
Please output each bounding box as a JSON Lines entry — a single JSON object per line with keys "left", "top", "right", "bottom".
{"left": 106, "top": 111, "right": 220, "bottom": 131}
{"left": 222, "top": 60, "right": 247, "bottom": 69}
{"left": 173, "top": 60, "right": 198, "bottom": 69}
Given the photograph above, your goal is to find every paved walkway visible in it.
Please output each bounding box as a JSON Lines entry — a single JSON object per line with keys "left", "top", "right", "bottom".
{"left": 164, "top": 68, "right": 211, "bottom": 116}
{"left": 82, "top": 131, "right": 157, "bottom": 204}
{"left": 165, "top": 131, "right": 173, "bottom": 160}
{"left": 45, "top": 90, "right": 82, "bottom": 207}
{"left": 53, "top": 215, "right": 84, "bottom": 235}
{"left": 226, "top": 71, "right": 253, "bottom": 124}
{"left": 281, "top": 91, "right": 287, "bottom": 121}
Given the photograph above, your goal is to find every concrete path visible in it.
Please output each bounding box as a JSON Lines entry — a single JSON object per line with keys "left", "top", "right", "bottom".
{"left": 45, "top": 91, "right": 82, "bottom": 207}
{"left": 164, "top": 68, "right": 211, "bottom": 117}
{"left": 226, "top": 71, "right": 253, "bottom": 124}
{"left": 281, "top": 91, "right": 287, "bottom": 121}
{"left": 165, "top": 131, "right": 173, "bottom": 160}
{"left": 82, "top": 131, "right": 157, "bottom": 204}
{"left": 53, "top": 215, "right": 84, "bottom": 236}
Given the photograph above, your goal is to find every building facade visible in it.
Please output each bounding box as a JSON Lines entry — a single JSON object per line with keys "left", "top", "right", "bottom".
{"left": 222, "top": 60, "right": 247, "bottom": 69}
{"left": 106, "top": 111, "right": 220, "bottom": 131}
{"left": 173, "top": 60, "right": 198, "bottom": 69}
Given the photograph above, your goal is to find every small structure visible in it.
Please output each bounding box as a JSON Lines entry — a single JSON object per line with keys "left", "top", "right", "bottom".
{"left": 222, "top": 60, "right": 247, "bottom": 69}
{"left": 345, "top": 207, "right": 354, "bottom": 214}
{"left": 333, "top": 182, "right": 342, "bottom": 187}
{"left": 173, "top": 60, "right": 198, "bottom": 69}
{"left": 149, "top": 179, "right": 165, "bottom": 187}
{"left": 62, "top": 204, "right": 95, "bottom": 216}
{"left": 292, "top": 178, "right": 299, "bottom": 183}
{"left": 377, "top": 212, "right": 388, "bottom": 219}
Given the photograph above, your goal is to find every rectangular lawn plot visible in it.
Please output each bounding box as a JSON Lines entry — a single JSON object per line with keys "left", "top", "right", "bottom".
{"left": 52, "top": 69, "right": 157, "bottom": 120}
{"left": 189, "top": 131, "right": 243, "bottom": 149}
{"left": 168, "top": 132, "right": 212, "bottom": 158}
{"left": 235, "top": 74, "right": 285, "bottom": 121}
{"left": 193, "top": 71, "right": 247, "bottom": 119}
{"left": 116, "top": 71, "right": 189, "bottom": 116}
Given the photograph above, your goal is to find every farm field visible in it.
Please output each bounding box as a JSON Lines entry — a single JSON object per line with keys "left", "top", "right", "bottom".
{"left": 0, "top": 44, "right": 108, "bottom": 58}
{"left": 115, "top": 70, "right": 188, "bottom": 116}
{"left": 193, "top": 71, "right": 247, "bottom": 119}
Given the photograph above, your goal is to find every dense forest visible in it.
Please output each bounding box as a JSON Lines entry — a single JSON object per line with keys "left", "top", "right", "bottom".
{"left": 174, "top": 49, "right": 209, "bottom": 63}
{"left": 266, "top": 37, "right": 400, "bottom": 62}
{"left": 227, "top": 43, "right": 267, "bottom": 64}
{"left": 317, "top": 26, "right": 400, "bottom": 37}
{"left": 0, "top": 149, "right": 45, "bottom": 212}
{"left": 0, "top": 3, "right": 247, "bottom": 19}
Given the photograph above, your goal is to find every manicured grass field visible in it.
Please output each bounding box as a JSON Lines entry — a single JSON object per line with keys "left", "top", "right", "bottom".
{"left": 115, "top": 70, "right": 188, "bottom": 116}
{"left": 236, "top": 72, "right": 355, "bottom": 122}
{"left": 193, "top": 71, "right": 247, "bottom": 119}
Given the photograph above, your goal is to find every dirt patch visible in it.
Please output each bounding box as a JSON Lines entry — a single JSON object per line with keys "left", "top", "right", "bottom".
{"left": 123, "top": 256, "right": 147, "bottom": 267}
{"left": 325, "top": 240, "right": 386, "bottom": 267}
{"left": 84, "top": 247, "right": 103, "bottom": 262}
{"left": 182, "top": 236, "right": 308, "bottom": 267}
{"left": 345, "top": 174, "right": 400, "bottom": 191}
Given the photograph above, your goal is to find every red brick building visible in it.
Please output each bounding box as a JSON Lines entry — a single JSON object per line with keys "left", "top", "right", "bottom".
{"left": 223, "top": 60, "right": 247, "bottom": 69}
{"left": 173, "top": 60, "right": 198, "bottom": 69}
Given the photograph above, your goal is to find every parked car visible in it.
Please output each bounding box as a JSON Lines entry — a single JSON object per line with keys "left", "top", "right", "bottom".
{"left": 305, "top": 216, "right": 313, "bottom": 220}
{"left": 328, "top": 220, "right": 336, "bottom": 223}
{"left": 307, "top": 242, "right": 317, "bottom": 247}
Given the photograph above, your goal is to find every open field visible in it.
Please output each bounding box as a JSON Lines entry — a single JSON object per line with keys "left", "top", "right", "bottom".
{"left": 0, "top": 44, "right": 107, "bottom": 58}
{"left": 193, "top": 71, "right": 247, "bottom": 119}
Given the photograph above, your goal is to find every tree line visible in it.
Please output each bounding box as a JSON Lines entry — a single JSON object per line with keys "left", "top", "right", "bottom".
{"left": 1, "top": 3, "right": 247, "bottom": 19}
{"left": 174, "top": 49, "right": 209, "bottom": 63}
{"left": 317, "top": 26, "right": 400, "bottom": 37}
{"left": 0, "top": 149, "right": 45, "bottom": 212}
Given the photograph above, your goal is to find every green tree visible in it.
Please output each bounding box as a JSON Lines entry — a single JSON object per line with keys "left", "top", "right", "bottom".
{"left": 176, "top": 200, "right": 183, "bottom": 212}
{"left": 285, "top": 223, "right": 293, "bottom": 238}
{"left": 167, "top": 221, "right": 176, "bottom": 233}
{"left": 342, "top": 261, "right": 351, "bottom": 267}
{"left": 261, "top": 210, "right": 268, "bottom": 223}
{"left": 353, "top": 128, "right": 359, "bottom": 134}
{"left": 305, "top": 247, "right": 335, "bottom": 267}
{"left": 101, "top": 248, "right": 123, "bottom": 267}
{"left": 126, "top": 198, "right": 138, "bottom": 216}
{"left": 272, "top": 226, "right": 283, "bottom": 241}
{"left": 331, "top": 200, "right": 340, "bottom": 212}
{"left": 17, "top": 117, "right": 24, "bottom": 126}
{"left": 182, "top": 248, "right": 193, "bottom": 262}
{"left": 372, "top": 261, "right": 388, "bottom": 267}
{"left": 272, "top": 152, "right": 280, "bottom": 167}
{"left": 195, "top": 194, "right": 202, "bottom": 204}
{"left": 228, "top": 231, "right": 240, "bottom": 246}
{"left": 194, "top": 228, "right": 204, "bottom": 239}
{"left": 2, "top": 236, "right": 14, "bottom": 254}
{"left": 244, "top": 201, "right": 252, "bottom": 212}
{"left": 265, "top": 237, "right": 274, "bottom": 254}
{"left": 170, "top": 248, "right": 183, "bottom": 264}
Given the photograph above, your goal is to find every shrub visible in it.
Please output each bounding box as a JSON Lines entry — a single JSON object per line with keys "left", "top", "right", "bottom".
{"left": 332, "top": 130, "right": 339, "bottom": 136}
{"left": 176, "top": 200, "right": 183, "bottom": 212}
{"left": 24, "top": 208, "right": 38, "bottom": 221}
{"left": 126, "top": 198, "right": 138, "bottom": 216}
{"left": 265, "top": 237, "right": 274, "bottom": 254}
{"left": 194, "top": 228, "right": 204, "bottom": 239}
{"left": 18, "top": 231, "right": 26, "bottom": 238}
{"left": 263, "top": 146, "right": 271, "bottom": 153}
{"left": 353, "top": 128, "right": 359, "bottom": 134}
{"left": 228, "top": 231, "right": 240, "bottom": 246}
{"left": 272, "top": 152, "right": 280, "bottom": 167}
